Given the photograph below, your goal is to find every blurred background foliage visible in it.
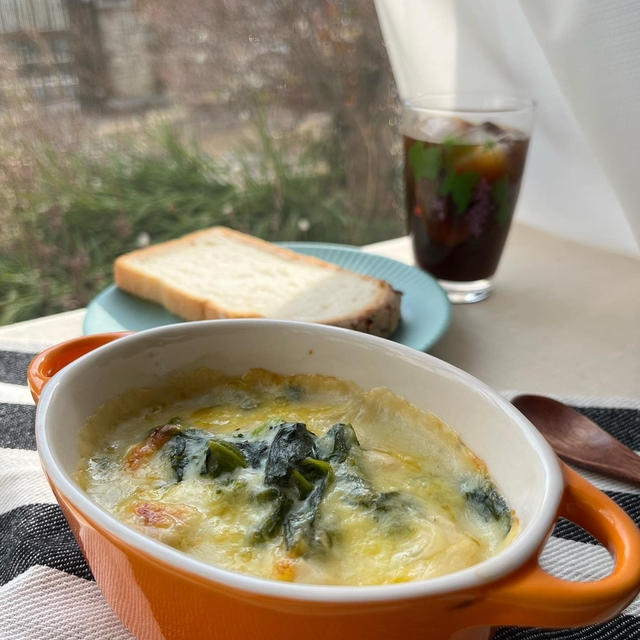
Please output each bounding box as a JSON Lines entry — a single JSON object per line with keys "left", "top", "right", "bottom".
{"left": 0, "top": 0, "right": 404, "bottom": 324}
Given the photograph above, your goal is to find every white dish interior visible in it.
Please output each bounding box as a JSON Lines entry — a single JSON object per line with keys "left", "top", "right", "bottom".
{"left": 35, "top": 320, "right": 563, "bottom": 602}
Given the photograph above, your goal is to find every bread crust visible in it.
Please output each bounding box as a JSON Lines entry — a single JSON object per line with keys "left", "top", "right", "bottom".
{"left": 114, "top": 226, "right": 402, "bottom": 337}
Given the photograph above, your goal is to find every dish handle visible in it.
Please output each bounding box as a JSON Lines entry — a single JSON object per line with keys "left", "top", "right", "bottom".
{"left": 483, "top": 463, "right": 640, "bottom": 627}
{"left": 28, "top": 332, "right": 132, "bottom": 403}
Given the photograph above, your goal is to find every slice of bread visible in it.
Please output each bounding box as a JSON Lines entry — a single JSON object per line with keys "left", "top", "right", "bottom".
{"left": 114, "top": 226, "right": 402, "bottom": 337}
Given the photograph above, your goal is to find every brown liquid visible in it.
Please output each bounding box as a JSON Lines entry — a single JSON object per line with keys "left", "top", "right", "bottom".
{"left": 404, "top": 125, "right": 529, "bottom": 281}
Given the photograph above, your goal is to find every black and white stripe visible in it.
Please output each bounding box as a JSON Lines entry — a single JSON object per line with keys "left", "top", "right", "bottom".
{"left": 1, "top": 349, "right": 638, "bottom": 640}
{"left": 0, "top": 351, "right": 37, "bottom": 386}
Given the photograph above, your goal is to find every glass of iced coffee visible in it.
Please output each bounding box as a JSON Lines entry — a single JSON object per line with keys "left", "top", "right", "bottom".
{"left": 402, "top": 94, "right": 534, "bottom": 303}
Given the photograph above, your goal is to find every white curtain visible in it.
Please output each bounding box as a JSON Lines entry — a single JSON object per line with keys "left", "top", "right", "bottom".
{"left": 375, "top": 0, "right": 640, "bottom": 257}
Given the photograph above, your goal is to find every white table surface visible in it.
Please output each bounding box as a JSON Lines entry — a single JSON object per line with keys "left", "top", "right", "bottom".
{"left": 1, "top": 223, "right": 638, "bottom": 400}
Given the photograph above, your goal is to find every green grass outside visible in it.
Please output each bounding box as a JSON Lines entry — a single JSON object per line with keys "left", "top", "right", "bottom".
{"left": 0, "top": 125, "right": 403, "bottom": 325}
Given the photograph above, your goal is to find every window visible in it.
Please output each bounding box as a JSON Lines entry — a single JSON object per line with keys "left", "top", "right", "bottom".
{"left": 0, "top": 0, "right": 402, "bottom": 324}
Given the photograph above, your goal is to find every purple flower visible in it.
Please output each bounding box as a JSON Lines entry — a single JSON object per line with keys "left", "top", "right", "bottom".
{"left": 433, "top": 198, "right": 447, "bottom": 221}
{"left": 467, "top": 178, "right": 494, "bottom": 237}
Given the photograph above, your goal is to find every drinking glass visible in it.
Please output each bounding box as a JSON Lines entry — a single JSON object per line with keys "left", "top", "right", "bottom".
{"left": 402, "top": 94, "right": 534, "bottom": 303}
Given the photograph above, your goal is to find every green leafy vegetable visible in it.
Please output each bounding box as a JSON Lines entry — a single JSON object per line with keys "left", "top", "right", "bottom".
{"left": 336, "top": 460, "right": 380, "bottom": 508}
{"left": 252, "top": 424, "right": 338, "bottom": 550}
{"left": 255, "top": 488, "right": 281, "bottom": 504}
{"left": 491, "top": 174, "right": 511, "bottom": 225}
{"left": 409, "top": 141, "right": 442, "bottom": 181}
{"left": 233, "top": 439, "right": 269, "bottom": 468}
{"left": 204, "top": 439, "right": 248, "bottom": 478}
{"left": 291, "top": 469, "right": 315, "bottom": 499}
{"left": 157, "top": 418, "right": 428, "bottom": 556}
{"left": 251, "top": 489, "right": 293, "bottom": 544}
{"left": 251, "top": 418, "right": 283, "bottom": 437}
{"left": 464, "top": 480, "right": 511, "bottom": 533}
{"left": 299, "top": 457, "right": 334, "bottom": 483}
{"left": 440, "top": 171, "right": 481, "bottom": 214}
{"left": 316, "top": 423, "right": 359, "bottom": 463}
{"left": 264, "top": 422, "right": 317, "bottom": 485}
{"left": 336, "top": 458, "right": 414, "bottom": 535}
{"left": 165, "top": 429, "right": 209, "bottom": 482}
{"left": 283, "top": 475, "right": 330, "bottom": 555}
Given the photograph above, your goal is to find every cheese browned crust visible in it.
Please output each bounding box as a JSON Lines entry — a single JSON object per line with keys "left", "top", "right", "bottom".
{"left": 114, "top": 226, "right": 402, "bottom": 337}
{"left": 78, "top": 369, "right": 517, "bottom": 586}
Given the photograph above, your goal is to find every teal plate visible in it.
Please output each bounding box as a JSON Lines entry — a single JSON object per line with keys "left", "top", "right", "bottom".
{"left": 84, "top": 242, "right": 451, "bottom": 352}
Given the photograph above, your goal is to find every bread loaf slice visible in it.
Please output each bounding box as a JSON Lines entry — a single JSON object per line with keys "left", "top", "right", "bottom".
{"left": 114, "top": 226, "right": 402, "bottom": 337}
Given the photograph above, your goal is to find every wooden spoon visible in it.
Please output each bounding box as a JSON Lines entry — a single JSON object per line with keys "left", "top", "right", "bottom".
{"left": 512, "top": 394, "right": 640, "bottom": 486}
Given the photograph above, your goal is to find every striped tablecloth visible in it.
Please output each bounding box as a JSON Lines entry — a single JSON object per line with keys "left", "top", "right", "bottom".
{"left": 1, "top": 346, "right": 639, "bottom": 640}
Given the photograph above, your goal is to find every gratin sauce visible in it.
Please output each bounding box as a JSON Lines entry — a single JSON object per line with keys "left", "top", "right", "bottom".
{"left": 78, "top": 369, "right": 516, "bottom": 585}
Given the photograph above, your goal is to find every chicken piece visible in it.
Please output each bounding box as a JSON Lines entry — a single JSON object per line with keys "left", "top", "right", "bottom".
{"left": 125, "top": 423, "right": 181, "bottom": 471}
{"left": 127, "top": 501, "right": 203, "bottom": 546}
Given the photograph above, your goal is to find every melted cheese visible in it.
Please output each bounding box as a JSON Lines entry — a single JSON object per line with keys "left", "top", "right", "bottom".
{"left": 78, "top": 369, "right": 517, "bottom": 585}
